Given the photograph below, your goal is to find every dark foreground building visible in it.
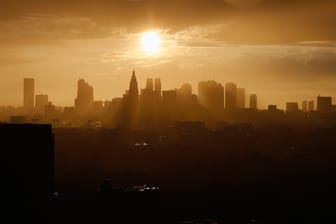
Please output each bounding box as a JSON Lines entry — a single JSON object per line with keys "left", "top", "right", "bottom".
{"left": 0, "top": 124, "right": 54, "bottom": 219}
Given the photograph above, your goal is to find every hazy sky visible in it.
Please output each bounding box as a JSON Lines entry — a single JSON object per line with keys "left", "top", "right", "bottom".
{"left": 1, "top": 0, "right": 336, "bottom": 108}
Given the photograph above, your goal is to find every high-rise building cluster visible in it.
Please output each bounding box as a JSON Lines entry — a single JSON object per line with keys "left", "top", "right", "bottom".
{"left": 23, "top": 78, "right": 51, "bottom": 114}
{"left": 284, "top": 96, "right": 334, "bottom": 114}
{"left": 16, "top": 69, "right": 336, "bottom": 128}
{"left": 113, "top": 70, "right": 261, "bottom": 129}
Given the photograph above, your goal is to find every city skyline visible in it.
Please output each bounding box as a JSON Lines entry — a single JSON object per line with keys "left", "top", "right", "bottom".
{"left": 17, "top": 71, "right": 336, "bottom": 115}
{"left": 2, "top": 1, "right": 336, "bottom": 222}
{"left": 1, "top": 72, "right": 334, "bottom": 110}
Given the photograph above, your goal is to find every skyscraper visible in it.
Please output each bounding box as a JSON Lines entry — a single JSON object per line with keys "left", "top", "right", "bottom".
{"left": 250, "top": 94, "right": 257, "bottom": 110}
{"left": 317, "top": 96, "right": 333, "bottom": 113}
{"left": 140, "top": 76, "right": 161, "bottom": 129}
{"left": 162, "top": 90, "right": 177, "bottom": 124}
{"left": 268, "top": 105, "right": 277, "bottom": 111}
{"left": 302, "top": 101, "right": 308, "bottom": 112}
{"left": 236, "top": 88, "right": 246, "bottom": 109}
{"left": 177, "top": 83, "right": 197, "bottom": 105}
{"left": 162, "top": 90, "right": 177, "bottom": 107}
{"left": 154, "top": 78, "right": 161, "bottom": 94}
{"left": 198, "top": 81, "right": 224, "bottom": 114}
{"left": 23, "top": 78, "right": 35, "bottom": 110}
{"left": 178, "top": 83, "right": 192, "bottom": 98}
{"left": 129, "top": 69, "right": 139, "bottom": 97}
{"left": 225, "top": 82, "right": 237, "bottom": 110}
{"left": 146, "top": 78, "right": 154, "bottom": 91}
{"left": 118, "top": 69, "right": 139, "bottom": 130}
{"left": 35, "top": 94, "right": 49, "bottom": 113}
{"left": 286, "top": 102, "right": 299, "bottom": 113}
{"left": 308, "top": 101, "right": 314, "bottom": 112}
{"left": 74, "top": 79, "right": 94, "bottom": 113}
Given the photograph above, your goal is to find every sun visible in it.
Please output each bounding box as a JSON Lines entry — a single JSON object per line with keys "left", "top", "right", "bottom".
{"left": 141, "top": 31, "right": 161, "bottom": 55}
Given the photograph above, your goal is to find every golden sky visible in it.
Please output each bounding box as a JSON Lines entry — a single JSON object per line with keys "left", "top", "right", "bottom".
{"left": 1, "top": 0, "right": 336, "bottom": 108}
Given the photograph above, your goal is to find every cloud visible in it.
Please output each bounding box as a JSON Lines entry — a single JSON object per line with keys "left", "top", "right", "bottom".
{"left": 0, "top": 0, "right": 335, "bottom": 45}
{"left": 224, "top": 0, "right": 264, "bottom": 7}
{"left": 207, "top": 0, "right": 336, "bottom": 45}
{"left": 0, "top": 14, "right": 129, "bottom": 46}
{"left": 0, "top": 53, "right": 36, "bottom": 66}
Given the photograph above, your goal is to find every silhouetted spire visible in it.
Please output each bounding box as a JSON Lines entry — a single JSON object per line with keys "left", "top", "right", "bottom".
{"left": 129, "top": 69, "right": 138, "bottom": 96}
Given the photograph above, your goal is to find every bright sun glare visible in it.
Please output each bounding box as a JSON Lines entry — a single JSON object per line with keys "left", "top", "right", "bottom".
{"left": 141, "top": 31, "right": 161, "bottom": 55}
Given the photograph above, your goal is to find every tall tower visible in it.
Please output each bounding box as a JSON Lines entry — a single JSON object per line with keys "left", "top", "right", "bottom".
{"left": 198, "top": 81, "right": 224, "bottom": 114}
{"left": 146, "top": 78, "right": 154, "bottom": 91}
{"left": 225, "top": 82, "right": 237, "bottom": 110}
{"left": 154, "top": 78, "right": 161, "bottom": 94}
{"left": 317, "top": 96, "right": 332, "bottom": 113}
{"left": 24, "top": 78, "right": 35, "bottom": 110}
{"left": 74, "top": 78, "right": 94, "bottom": 113}
{"left": 302, "top": 101, "right": 308, "bottom": 112}
{"left": 129, "top": 69, "right": 139, "bottom": 97}
{"left": 118, "top": 69, "right": 140, "bottom": 130}
{"left": 236, "top": 88, "right": 246, "bottom": 109}
{"left": 250, "top": 94, "right": 257, "bottom": 110}
{"left": 308, "top": 101, "right": 314, "bottom": 112}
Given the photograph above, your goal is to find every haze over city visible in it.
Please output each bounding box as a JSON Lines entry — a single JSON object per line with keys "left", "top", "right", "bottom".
{"left": 1, "top": 0, "right": 336, "bottom": 108}
{"left": 2, "top": 1, "right": 336, "bottom": 224}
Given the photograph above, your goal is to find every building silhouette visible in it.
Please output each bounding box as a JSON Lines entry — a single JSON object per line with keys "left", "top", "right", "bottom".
{"left": 45, "top": 103, "right": 57, "bottom": 118}
{"left": 177, "top": 83, "right": 196, "bottom": 105}
{"left": 198, "top": 81, "right": 224, "bottom": 115}
{"left": 92, "top": 100, "right": 104, "bottom": 116}
{"left": 129, "top": 70, "right": 139, "bottom": 97}
{"left": 178, "top": 83, "right": 192, "bottom": 97}
{"left": 162, "top": 90, "right": 177, "bottom": 126}
{"left": 106, "top": 97, "right": 122, "bottom": 128}
{"left": 74, "top": 79, "right": 94, "bottom": 114}
{"left": 10, "top": 116, "right": 27, "bottom": 124}
{"left": 154, "top": 78, "right": 161, "bottom": 95}
{"left": 225, "top": 83, "right": 237, "bottom": 110}
{"left": 35, "top": 94, "right": 49, "bottom": 113}
{"left": 63, "top": 107, "right": 75, "bottom": 120}
{"left": 317, "top": 96, "right": 333, "bottom": 113}
{"left": 250, "top": 94, "right": 257, "bottom": 110}
{"left": 146, "top": 78, "right": 154, "bottom": 91}
{"left": 1, "top": 124, "right": 54, "bottom": 210}
{"left": 236, "top": 88, "right": 246, "bottom": 109}
{"left": 308, "top": 100, "right": 314, "bottom": 112}
{"left": 162, "top": 90, "right": 177, "bottom": 108}
{"left": 23, "top": 78, "right": 35, "bottom": 111}
{"left": 268, "top": 105, "right": 277, "bottom": 112}
{"left": 118, "top": 69, "right": 139, "bottom": 129}
{"left": 286, "top": 102, "right": 299, "bottom": 113}
{"left": 302, "top": 101, "right": 308, "bottom": 112}
{"left": 140, "top": 77, "right": 161, "bottom": 129}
